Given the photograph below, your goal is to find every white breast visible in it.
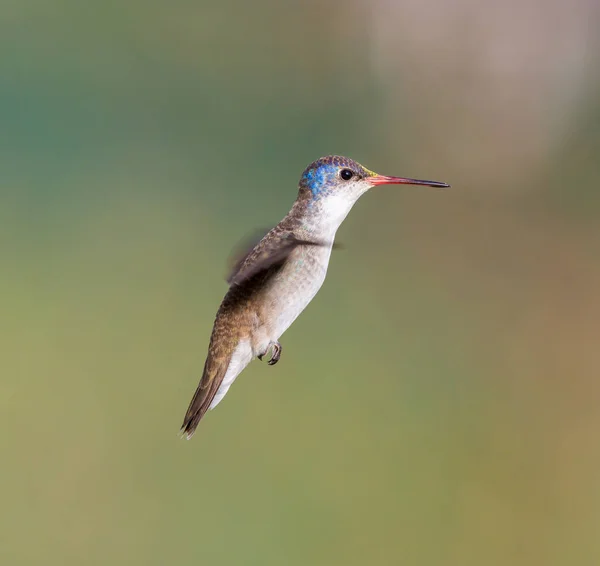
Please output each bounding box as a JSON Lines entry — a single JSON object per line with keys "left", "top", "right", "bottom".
{"left": 253, "top": 190, "right": 363, "bottom": 354}
{"left": 268, "top": 243, "right": 333, "bottom": 343}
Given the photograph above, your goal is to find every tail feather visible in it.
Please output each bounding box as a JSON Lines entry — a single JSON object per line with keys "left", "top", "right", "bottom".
{"left": 180, "top": 352, "right": 231, "bottom": 439}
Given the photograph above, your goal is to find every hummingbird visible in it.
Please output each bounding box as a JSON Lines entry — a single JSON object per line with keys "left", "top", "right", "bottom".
{"left": 180, "top": 155, "right": 449, "bottom": 438}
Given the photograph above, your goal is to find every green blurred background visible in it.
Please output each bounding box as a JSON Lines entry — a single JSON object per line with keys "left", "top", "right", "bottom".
{"left": 3, "top": 1, "right": 600, "bottom": 564}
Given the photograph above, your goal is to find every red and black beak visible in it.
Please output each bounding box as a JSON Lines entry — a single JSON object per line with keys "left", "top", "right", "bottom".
{"left": 369, "top": 175, "right": 450, "bottom": 188}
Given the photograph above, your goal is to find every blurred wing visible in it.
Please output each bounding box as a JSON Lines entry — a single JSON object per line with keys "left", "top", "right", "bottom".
{"left": 225, "top": 227, "right": 271, "bottom": 284}
{"left": 227, "top": 231, "right": 339, "bottom": 287}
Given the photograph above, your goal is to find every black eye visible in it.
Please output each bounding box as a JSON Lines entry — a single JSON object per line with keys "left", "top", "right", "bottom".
{"left": 340, "top": 169, "right": 353, "bottom": 181}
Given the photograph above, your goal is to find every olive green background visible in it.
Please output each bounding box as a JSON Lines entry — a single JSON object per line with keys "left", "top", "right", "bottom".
{"left": 2, "top": 1, "right": 600, "bottom": 564}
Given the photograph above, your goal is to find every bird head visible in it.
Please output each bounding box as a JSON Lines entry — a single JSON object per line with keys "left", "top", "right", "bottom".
{"left": 298, "top": 155, "right": 449, "bottom": 203}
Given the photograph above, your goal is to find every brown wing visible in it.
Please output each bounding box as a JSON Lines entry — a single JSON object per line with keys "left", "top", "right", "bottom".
{"left": 227, "top": 230, "right": 341, "bottom": 287}
{"left": 225, "top": 227, "right": 271, "bottom": 284}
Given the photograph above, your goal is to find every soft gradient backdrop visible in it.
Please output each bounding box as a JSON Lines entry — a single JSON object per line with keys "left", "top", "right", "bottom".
{"left": 3, "top": 1, "right": 600, "bottom": 564}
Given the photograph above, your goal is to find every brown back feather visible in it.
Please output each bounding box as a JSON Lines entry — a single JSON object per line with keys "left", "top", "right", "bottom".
{"left": 180, "top": 345, "right": 234, "bottom": 439}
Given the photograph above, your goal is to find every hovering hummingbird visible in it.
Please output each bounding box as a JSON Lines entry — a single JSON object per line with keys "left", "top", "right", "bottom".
{"left": 180, "top": 155, "right": 449, "bottom": 438}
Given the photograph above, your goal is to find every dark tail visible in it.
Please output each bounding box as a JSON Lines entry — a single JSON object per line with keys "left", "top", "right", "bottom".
{"left": 180, "top": 351, "right": 231, "bottom": 439}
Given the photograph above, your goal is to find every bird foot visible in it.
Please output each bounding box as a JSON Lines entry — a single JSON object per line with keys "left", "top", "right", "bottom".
{"left": 258, "top": 341, "right": 282, "bottom": 366}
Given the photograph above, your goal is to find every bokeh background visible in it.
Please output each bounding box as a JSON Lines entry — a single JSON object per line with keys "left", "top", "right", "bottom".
{"left": 3, "top": 0, "right": 600, "bottom": 564}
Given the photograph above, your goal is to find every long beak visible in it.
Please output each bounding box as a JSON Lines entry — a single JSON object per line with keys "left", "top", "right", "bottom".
{"left": 370, "top": 175, "right": 450, "bottom": 188}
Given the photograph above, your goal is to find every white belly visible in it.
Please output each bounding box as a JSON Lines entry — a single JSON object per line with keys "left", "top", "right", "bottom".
{"left": 267, "top": 244, "right": 333, "bottom": 342}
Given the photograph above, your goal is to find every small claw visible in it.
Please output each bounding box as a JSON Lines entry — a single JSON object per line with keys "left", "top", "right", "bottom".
{"left": 267, "top": 342, "right": 282, "bottom": 366}
{"left": 258, "top": 341, "right": 282, "bottom": 365}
